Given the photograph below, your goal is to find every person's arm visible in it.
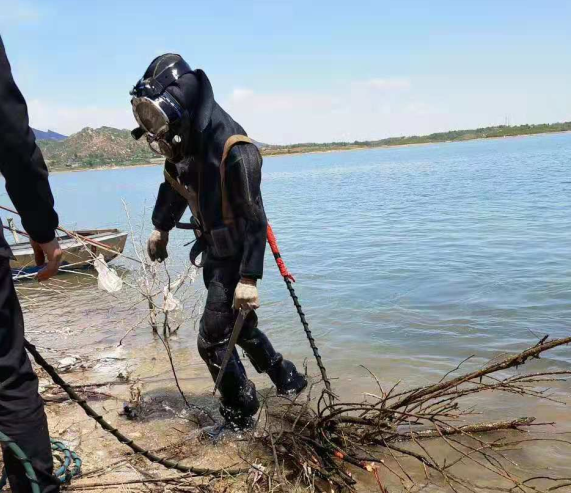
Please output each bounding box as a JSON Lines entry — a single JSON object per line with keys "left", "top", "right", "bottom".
{"left": 226, "top": 143, "right": 267, "bottom": 280}
{"left": 151, "top": 160, "right": 188, "bottom": 232}
{"left": 148, "top": 160, "right": 188, "bottom": 262}
{"left": 0, "top": 37, "right": 59, "bottom": 243}
{"left": 0, "top": 37, "right": 61, "bottom": 280}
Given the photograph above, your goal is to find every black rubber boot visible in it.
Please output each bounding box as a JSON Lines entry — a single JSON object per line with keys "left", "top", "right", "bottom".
{"left": 267, "top": 359, "right": 308, "bottom": 396}
{"left": 218, "top": 377, "right": 259, "bottom": 429}
{"left": 237, "top": 317, "right": 307, "bottom": 396}
{"left": 200, "top": 381, "right": 258, "bottom": 441}
{"left": 198, "top": 337, "right": 260, "bottom": 429}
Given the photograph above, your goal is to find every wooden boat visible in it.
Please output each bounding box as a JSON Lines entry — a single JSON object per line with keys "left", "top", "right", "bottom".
{"left": 9, "top": 229, "right": 128, "bottom": 278}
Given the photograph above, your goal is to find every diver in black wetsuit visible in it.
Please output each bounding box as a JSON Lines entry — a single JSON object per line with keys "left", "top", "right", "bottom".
{"left": 130, "top": 54, "right": 307, "bottom": 428}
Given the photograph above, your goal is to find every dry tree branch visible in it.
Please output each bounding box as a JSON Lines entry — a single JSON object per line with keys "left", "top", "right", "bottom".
{"left": 252, "top": 336, "right": 571, "bottom": 492}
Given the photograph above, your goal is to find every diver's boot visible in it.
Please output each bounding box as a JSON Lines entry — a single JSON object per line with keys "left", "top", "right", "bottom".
{"left": 237, "top": 324, "right": 308, "bottom": 397}
{"left": 198, "top": 335, "right": 260, "bottom": 432}
{"left": 219, "top": 378, "right": 260, "bottom": 430}
{"left": 199, "top": 377, "right": 259, "bottom": 443}
{"left": 267, "top": 359, "right": 308, "bottom": 397}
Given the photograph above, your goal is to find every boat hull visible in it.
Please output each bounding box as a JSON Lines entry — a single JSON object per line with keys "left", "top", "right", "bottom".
{"left": 10, "top": 229, "right": 128, "bottom": 278}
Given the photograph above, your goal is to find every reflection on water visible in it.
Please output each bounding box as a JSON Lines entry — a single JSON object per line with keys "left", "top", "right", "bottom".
{"left": 8, "top": 132, "right": 571, "bottom": 384}
{"left": 5, "top": 132, "right": 571, "bottom": 485}
{"left": 6, "top": 132, "right": 569, "bottom": 387}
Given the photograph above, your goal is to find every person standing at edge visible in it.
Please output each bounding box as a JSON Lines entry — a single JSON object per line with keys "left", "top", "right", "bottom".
{"left": 131, "top": 54, "right": 307, "bottom": 430}
{"left": 0, "top": 36, "right": 63, "bottom": 492}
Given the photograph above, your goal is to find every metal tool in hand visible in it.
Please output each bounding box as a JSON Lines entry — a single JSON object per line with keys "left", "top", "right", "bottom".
{"left": 212, "top": 308, "right": 250, "bottom": 395}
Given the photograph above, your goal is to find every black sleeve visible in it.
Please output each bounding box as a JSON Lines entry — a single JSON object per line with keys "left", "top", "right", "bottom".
{"left": 226, "top": 143, "right": 267, "bottom": 280}
{"left": 151, "top": 160, "right": 188, "bottom": 231}
{"left": 0, "top": 37, "right": 58, "bottom": 243}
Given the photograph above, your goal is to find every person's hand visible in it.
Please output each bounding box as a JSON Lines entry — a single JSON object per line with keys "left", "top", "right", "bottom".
{"left": 147, "top": 229, "right": 169, "bottom": 262}
{"left": 233, "top": 278, "right": 260, "bottom": 311}
{"left": 30, "top": 238, "right": 63, "bottom": 281}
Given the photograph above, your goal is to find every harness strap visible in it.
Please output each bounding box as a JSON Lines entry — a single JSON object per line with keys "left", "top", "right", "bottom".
{"left": 163, "top": 134, "right": 255, "bottom": 227}
{"left": 163, "top": 168, "right": 200, "bottom": 222}
{"left": 219, "top": 135, "right": 254, "bottom": 226}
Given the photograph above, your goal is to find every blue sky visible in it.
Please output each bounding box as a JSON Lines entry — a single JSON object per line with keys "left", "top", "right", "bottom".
{"left": 1, "top": 0, "right": 570, "bottom": 144}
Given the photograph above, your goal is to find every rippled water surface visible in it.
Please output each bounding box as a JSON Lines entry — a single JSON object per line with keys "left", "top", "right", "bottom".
{"left": 3, "top": 132, "right": 571, "bottom": 397}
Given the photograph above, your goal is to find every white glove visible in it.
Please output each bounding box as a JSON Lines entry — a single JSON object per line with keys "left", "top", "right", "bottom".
{"left": 147, "top": 229, "right": 169, "bottom": 262}
{"left": 233, "top": 278, "right": 260, "bottom": 311}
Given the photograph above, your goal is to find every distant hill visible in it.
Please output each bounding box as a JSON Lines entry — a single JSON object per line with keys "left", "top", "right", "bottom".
{"left": 32, "top": 128, "right": 67, "bottom": 141}
{"left": 38, "top": 126, "right": 157, "bottom": 169}
{"left": 36, "top": 126, "right": 268, "bottom": 170}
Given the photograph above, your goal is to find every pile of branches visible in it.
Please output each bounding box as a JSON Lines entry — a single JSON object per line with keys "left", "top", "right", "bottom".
{"left": 250, "top": 336, "right": 571, "bottom": 492}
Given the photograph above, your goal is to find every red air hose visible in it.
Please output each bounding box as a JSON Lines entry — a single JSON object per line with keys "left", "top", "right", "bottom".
{"left": 266, "top": 224, "right": 334, "bottom": 400}
{"left": 266, "top": 224, "right": 295, "bottom": 282}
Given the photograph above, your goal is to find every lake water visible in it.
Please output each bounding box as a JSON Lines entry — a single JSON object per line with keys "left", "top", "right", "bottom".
{"left": 2, "top": 132, "right": 571, "bottom": 403}
{"left": 3, "top": 132, "right": 571, "bottom": 488}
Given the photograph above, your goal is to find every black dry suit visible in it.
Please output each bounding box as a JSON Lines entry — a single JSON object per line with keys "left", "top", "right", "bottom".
{"left": 145, "top": 55, "right": 306, "bottom": 426}
{"left": 0, "top": 36, "right": 59, "bottom": 492}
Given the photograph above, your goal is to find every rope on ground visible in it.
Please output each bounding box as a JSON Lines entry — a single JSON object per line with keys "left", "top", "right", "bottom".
{"left": 0, "top": 430, "right": 40, "bottom": 493}
{"left": 0, "top": 437, "right": 82, "bottom": 491}
{"left": 266, "top": 224, "right": 335, "bottom": 404}
{"left": 51, "top": 440, "right": 82, "bottom": 483}
{"left": 24, "top": 340, "right": 249, "bottom": 477}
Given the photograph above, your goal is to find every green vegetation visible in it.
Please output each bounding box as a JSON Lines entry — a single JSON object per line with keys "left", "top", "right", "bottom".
{"left": 38, "top": 126, "right": 158, "bottom": 171}
{"left": 37, "top": 121, "right": 571, "bottom": 171}
{"left": 262, "top": 121, "right": 571, "bottom": 156}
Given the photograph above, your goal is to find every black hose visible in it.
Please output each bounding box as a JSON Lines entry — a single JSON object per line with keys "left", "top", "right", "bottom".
{"left": 24, "top": 340, "right": 247, "bottom": 477}
{"left": 282, "top": 277, "right": 334, "bottom": 402}
{"left": 0, "top": 431, "right": 40, "bottom": 493}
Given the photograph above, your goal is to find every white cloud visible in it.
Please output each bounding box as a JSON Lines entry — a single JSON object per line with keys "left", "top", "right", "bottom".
{"left": 18, "top": 72, "right": 570, "bottom": 144}
{"left": 230, "top": 88, "right": 255, "bottom": 102}
{"left": 26, "top": 77, "right": 444, "bottom": 144}
{"left": 354, "top": 78, "right": 412, "bottom": 91}
{"left": 230, "top": 89, "right": 335, "bottom": 113}
{"left": 404, "top": 102, "right": 439, "bottom": 116}
{"left": 27, "top": 99, "right": 136, "bottom": 135}
{"left": 224, "top": 89, "right": 341, "bottom": 143}
{"left": 222, "top": 78, "right": 446, "bottom": 144}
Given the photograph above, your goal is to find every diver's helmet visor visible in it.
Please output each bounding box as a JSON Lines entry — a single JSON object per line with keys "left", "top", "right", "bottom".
{"left": 131, "top": 96, "right": 177, "bottom": 136}
{"left": 131, "top": 94, "right": 186, "bottom": 160}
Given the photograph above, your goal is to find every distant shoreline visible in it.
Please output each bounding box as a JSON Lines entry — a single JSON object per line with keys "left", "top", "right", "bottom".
{"left": 49, "top": 129, "right": 571, "bottom": 174}
{"left": 261, "top": 129, "right": 571, "bottom": 159}
{"left": 51, "top": 161, "right": 162, "bottom": 175}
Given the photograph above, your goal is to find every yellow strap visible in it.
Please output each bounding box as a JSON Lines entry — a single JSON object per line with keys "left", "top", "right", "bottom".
{"left": 163, "top": 134, "right": 256, "bottom": 227}
{"left": 221, "top": 135, "right": 254, "bottom": 169}
{"left": 163, "top": 169, "right": 200, "bottom": 221}
{"left": 220, "top": 135, "right": 255, "bottom": 226}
